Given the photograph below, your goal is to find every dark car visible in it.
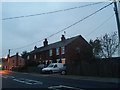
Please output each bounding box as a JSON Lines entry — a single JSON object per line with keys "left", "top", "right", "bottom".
{"left": 37, "top": 64, "right": 47, "bottom": 73}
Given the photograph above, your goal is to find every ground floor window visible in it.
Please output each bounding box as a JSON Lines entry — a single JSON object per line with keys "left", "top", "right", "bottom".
{"left": 49, "top": 60, "right": 52, "bottom": 64}
{"left": 61, "top": 58, "right": 66, "bottom": 64}
{"left": 56, "top": 59, "right": 60, "bottom": 63}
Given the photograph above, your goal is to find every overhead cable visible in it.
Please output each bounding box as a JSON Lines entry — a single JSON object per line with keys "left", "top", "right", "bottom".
{"left": 5, "top": 2, "right": 113, "bottom": 52}
{"left": 2, "top": 2, "right": 103, "bottom": 20}
{"left": 86, "top": 14, "right": 114, "bottom": 37}
{"left": 46, "top": 2, "right": 113, "bottom": 39}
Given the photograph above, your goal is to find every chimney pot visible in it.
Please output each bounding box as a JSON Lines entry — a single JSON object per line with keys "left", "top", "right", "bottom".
{"left": 43, "top": 38, "right": 48, "bottom": 47}
{"left": 34, "top": 46, "right": 37, "bottom": 50}
{"left": 61, "top": 35, "right": 65, "bottom": 41}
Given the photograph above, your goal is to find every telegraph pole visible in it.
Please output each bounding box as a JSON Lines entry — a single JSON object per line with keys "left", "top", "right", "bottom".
{"left": 8, "top": 49, "right": 10, "bottom": 70}
{"left": 8, "top": 49, "right": 10, "bottom": 57}
{"left": 113, "top": 0, "right": 120, "bottom": 56}
{"left": 114, "top": 0, "right": 120, "bottom": 41}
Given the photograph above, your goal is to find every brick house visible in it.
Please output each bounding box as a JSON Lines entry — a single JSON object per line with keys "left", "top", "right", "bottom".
{"left": 1, "top": 58, "right": 7, "bottom": 70}
{"left": 26, "top": 35, "right": 93, "bottom": 74}
{"left": 3, "top": 53, "right": 25, "bottom": 70}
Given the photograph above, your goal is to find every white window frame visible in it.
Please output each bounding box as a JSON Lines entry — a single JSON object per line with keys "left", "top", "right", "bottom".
{"left": 49, "top": 49, "right": 52, "bottom": 56}
{"left": 56, "top": 59, "right": 60, "bottom": 63}
{"left": 61, "top": 46, "right": 65, "bottom": 54}
{"left": 27, "top": 55, "right": 30, "bottom": 60}
{"left": 56, "top": 48, "right": 59, "bottom": 55}
{"left": 34, "top": 55, "right": 37, "bottom": 59}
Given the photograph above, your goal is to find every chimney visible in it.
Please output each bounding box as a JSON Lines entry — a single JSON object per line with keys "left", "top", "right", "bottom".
{"left": 34, "top": 46, "right": 37, "bottom": 50}
{"left": 8, "top": 49, "right": 10, "bottom": 57}
{"left": 43, "top": 38, "right": 48, "bottom": 47}
{"left": 16, "top": 52, "right": 19, "bottom": 66}
{"left": 61, "top": 35, "right": 65, "bottom": 41}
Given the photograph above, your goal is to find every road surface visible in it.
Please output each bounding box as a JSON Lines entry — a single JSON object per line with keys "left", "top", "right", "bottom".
{"left": 1, "top": 70, "right": 119, "bottom": 90}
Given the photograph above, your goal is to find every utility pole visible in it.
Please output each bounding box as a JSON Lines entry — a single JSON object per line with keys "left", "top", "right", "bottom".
{"left": 8, "top": 49, "right": 10, "bottom": 57}
{"left": 8, "top": 49, "right": 10, "bottom": 70}
{"left": 113, "top": 0, "right": 120, "bottom": 56}
{"left": 114, "top": 0, "right": 120, "bottom": 41}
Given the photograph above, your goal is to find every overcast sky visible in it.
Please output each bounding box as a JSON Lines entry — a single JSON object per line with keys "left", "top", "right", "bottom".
{"left": 1, "top": 1, "right": 119, "bottom": 57}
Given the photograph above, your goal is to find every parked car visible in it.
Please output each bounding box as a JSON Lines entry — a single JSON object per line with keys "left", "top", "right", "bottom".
{"left": 60, "top": 64, "right": 67, "bottom": 75}
{"left": 37, "top": 64, "right": 47, "bottom": 73}
{"left": 42, "top": 63, "right": 64, "bottom": 74}
{"left": 37, "top": 64, "right": 45, "bottom": 69}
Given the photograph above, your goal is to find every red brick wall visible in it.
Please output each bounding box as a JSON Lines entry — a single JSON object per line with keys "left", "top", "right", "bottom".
{"left": 5, "top": 56, "right": 25, "bottom": 70}
{"left": 65, "top": 36, "right": 92, "bottom": 74}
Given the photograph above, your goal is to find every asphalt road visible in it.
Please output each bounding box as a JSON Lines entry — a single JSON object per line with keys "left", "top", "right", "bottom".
{"left": 1, "top": 71, "right": 120, "bottom": 90}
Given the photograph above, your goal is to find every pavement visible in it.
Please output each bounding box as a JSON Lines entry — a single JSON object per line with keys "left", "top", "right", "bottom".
{"left": 27, "top": 72, "right": 120, "bottom": 84}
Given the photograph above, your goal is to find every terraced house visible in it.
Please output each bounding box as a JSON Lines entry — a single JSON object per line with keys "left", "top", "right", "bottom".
{"left": 26, "top": 35, "right": 93, "bottom": 74}
{"left": 2, "top": 53, "right": 25, "bottom": 70}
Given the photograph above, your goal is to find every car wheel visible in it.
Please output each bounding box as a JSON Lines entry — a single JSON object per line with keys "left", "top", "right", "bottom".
{"left": 61, "top": 70, "right": 66, "bottom": 75}
{"left": 49, "top": 70, "right": 53, "bottom": 74}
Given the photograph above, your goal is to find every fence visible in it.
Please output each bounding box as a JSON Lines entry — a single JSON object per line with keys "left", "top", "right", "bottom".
{"left": 68, "top": 57, "right": 120, "bottom": 78}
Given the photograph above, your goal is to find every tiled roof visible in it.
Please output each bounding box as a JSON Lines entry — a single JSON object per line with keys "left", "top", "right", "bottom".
{"left": 30, "top": 35, "right": 82, "bottom": 54}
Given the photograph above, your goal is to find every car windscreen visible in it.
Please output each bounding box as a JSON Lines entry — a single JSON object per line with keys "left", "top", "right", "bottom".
{"left": 48, "top": 64, "right": 54, "bottom": 67}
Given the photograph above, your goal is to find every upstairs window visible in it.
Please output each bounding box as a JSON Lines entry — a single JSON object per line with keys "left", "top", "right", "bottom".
{"left": 34, "top": 55, "right": 37, "bottom": 59}
{"left": 27, "top": 55, "right": 30, "bottom": 60}
{"left": 76, "top": 47, "right": 80, "bottom": 54}
{"left": 49, "top": 49, "right": 52, "bottom": 56}
{"left": 56, "top": 48, "right": 59, "bottom": 55}
{"left": 61, "top": 46, "right": 65, "bottom": 54}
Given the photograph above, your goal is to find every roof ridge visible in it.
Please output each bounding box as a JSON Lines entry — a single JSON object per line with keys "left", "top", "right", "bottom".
{"left": 30, "top": 35, "right": 81, "bottom": 54}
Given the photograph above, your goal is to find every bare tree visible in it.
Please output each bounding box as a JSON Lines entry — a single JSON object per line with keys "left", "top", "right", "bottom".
{"left": 100, "top": 32, "right": 119, "bottom": 58}
{"left": 90, "top": 32, "right": 119, "bottom": 58}
{"left": 89, "top": 39, "right": 102, "bottom": 58}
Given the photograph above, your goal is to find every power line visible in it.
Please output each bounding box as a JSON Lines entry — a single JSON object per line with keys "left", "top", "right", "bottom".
{"left": 86, "top": 14, "right": 114, "bottom": 37}
{"left": 3, "top": 2, "right": 113, "bottom": 53}
{"left": 2, "top": 2, "right": 103, "bottom": 20}
{"left": 45, "top": 2, "right": 113, "bottom": 39}
{"left": 11, "top": 39, "right": 45, "bottom": 51}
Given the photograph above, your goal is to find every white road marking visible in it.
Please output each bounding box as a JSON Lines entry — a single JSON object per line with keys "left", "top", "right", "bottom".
{"left": 2, "top": 74, "right": 43, "bottom": 85}
{"left": 24, "top": 82, "right": 32, "bottom": 85}
{"left": 13, "top": 79, "right": 25, "bottom": 83}
{"left": 60, "top": 85, "right": 84, "bottom": 90}
{"left": 48, "top": 85, "right": 84, "bottom": 90}
{"left": 13, "top": 78, "right": 43, "bottom": 85}
{"left": 1, "top": 76, "right": 8, "bottom": 78}
{"left": 2, "top": 75, "right": 15, "bottom": 79}
{"left": 25, "top": 79, "right": 43, "bottom": 84}
{"left": 7, "top": 75, "right": 15, "bottom": 79}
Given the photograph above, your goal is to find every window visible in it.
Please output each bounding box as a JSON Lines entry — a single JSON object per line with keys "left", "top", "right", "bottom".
{"left": 54, "top": 64, "right": 57, "bottom": 68}
{"left": 56, "top": 48, "right": 59, "bottom": 55}
{"left": 61, "top": 46, "right": 65, "bottom": 54}
{"left": 61, "top": 58, "right": 66, "bottom": 64}
{"left": 34, "top": 55, "right": 37, "bottom": 59}
{"left": 49, "top": 60, "right": 52, "bottom": 63}
{"left": 49, "top": 49, "right": 52, "bottom": 56}
{"left": 27, "top": 55, "right": 30, "bottom": 60}
{"left": 56, "top": 59, "right": 60, "bottom": 63}
{"left": 76, "top": 47, "right": 80, "bottom": 53}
